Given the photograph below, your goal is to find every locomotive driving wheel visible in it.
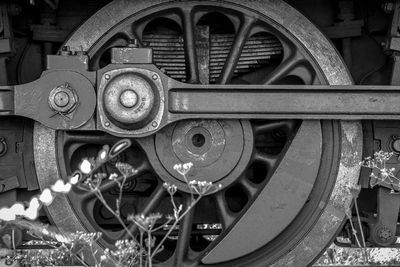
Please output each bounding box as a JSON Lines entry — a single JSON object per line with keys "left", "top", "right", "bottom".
{"left": 33, "top": 0, "right": 362, "bottom": 266}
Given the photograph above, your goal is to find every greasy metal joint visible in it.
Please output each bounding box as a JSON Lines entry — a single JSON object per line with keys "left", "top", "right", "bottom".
{"left": 97, "top": 67, "right": 165, "bottom": 136}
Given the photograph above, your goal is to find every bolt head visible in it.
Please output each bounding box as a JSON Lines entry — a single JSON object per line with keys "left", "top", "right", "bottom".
{"left": 54, "top": 91, "right": 70, "bottom": 107}
{"left": 392, "top": 138, "right": 400, "bottom": 152}
{"left": 48, "top": 83, "right": 78, "bottom": 114}
{"left": 119, "top": 89, "right": 138, "bottom": 108}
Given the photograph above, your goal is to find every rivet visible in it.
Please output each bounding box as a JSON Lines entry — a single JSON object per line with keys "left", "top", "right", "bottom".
{"left": 105, "top": 74, "right": 111, "bottom": 80}
{"left": 152, "top": 121, "right": 158, "bottom": 128}
{"left": 105, "top": 121, "right": 110, "bottom": 127}
{"left": 152, "top": 74, "right": 158, "bottom": 80}
{"left": 392, "top": 136, "right": 400, "bottom": 153}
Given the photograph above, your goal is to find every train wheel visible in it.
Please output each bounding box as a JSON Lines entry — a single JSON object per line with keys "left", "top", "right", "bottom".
{"left": 33, "top": 0, "right": 362, "bottom": 266}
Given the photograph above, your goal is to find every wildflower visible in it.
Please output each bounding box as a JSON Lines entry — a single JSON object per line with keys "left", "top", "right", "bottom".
{"left": 163, "top": 182, "right": 177, "bottom": 196}
{"left": 108, "top": 173, "right": 118, "bottom": 181}
{"left": 54, "top": 234, "right": 70, "bottom": 243}
{"left": 128, "top": 213, "right": 163, "bottom": 231}
{"left": 173, "top": 162, "right": 193, "bottom": 176}
{"left": 42, "top": 228, "right": 49, "bottom": 235}
{"left": 188, "top": 180, "right": 214, "bottom": 195}
{"left": 145, "top": 236, "right": 156, "bottom": 248}
{"left": 39, "top": 188, "right": 54, "bottom": 206}
{"left": 174, "top": 204, "right": 182, "bottom": 220}
{"left": 23, "top": 197, "right": 41, "bottom": 220}
{"left": 79, "top": 159, "right": 93, "bottom": 174}
{"left": 51, "top": 179, "right": 72, "bottom": 193}
{"left": 97, "top": 146, "right": 109, "bottom": 162}
{"left": 102, "top": 239, "right": 138, "bottom": 266}
{"left": 115, "top": 162, "right": 137, "bottom": 178}
{"left": 165, "top": 214, "right": 174, "bottom": 221}
{"left": 0, "top": 207, "right": 15, "bottom": 221}
{"left": 94, "top": 172, "right": 107, "bottom": 181}
{"left": 69, "top": 172, "right": 81, "bottom": 185}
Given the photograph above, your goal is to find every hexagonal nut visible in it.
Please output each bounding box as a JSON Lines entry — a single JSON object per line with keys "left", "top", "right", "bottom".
{"left": 48, "top": 83, "right": 79, "bottom": 114}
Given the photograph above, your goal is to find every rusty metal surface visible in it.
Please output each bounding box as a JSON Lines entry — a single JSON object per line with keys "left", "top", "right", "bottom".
{"left": 33, "top": 123, "right": 99, "bottom": 266}
{"left": 111, "top": 46, "right": 153, "bottom": 64}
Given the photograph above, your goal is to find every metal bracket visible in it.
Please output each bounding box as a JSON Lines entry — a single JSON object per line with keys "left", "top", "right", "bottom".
{"left": 370, "top": 187, "right": 400, "bottom": 246}
{"left": 111, "top": 41, "right": 153, "bottom": 64}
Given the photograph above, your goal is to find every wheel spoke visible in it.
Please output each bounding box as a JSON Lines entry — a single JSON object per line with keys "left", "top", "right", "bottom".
{"left": 120, "top": 27, "right": 138, "bottom": 42}
{"left": 180, "top": 7, "right": 199, "bottom": 83}
{"left": 238, "top": 178, "right": 258, "bottom": 198}
{"left": 218, "top": 16, "right": 255, "bottom": 84}
{"left": 262, "top": 52, "right": 303, "bottom": 84}
{"left": 120, "top": 183, "right": 167, "bottom": 239}
{"left": 285, "top": 63, "right": 315, "bottom": 84}
{"left": 173, "top": 196, "right": 195, "bottom": 266}
{"left": 213, "top": 192, "right": 235, "bottom": 230}
{"left": 252, "top": 151, "right": 278, "bottom": 168}
{"left": 253, "top": 120, "right": 296, "bottom": 135}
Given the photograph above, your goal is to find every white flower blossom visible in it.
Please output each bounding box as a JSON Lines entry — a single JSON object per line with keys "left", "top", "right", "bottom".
{"left": 79, "top": 159, "right": 93, "bottom": 174}
{"left": 173, "top": 162, "right": 193, "bottom": 176}
{"left": 51, "top": 179, "right": 72, "bottom": 193}
{"left": 39, "top": 188, "right": 54, "bottom": 206}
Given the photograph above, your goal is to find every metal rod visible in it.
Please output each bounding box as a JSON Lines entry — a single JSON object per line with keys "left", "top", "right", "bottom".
{"left": 168, "top": 84, "right": 400, "bottom": 119}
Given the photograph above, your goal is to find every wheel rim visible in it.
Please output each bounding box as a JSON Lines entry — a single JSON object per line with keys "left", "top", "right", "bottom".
{"left": 33, "top": 0, "right": 362, "bottom": 266}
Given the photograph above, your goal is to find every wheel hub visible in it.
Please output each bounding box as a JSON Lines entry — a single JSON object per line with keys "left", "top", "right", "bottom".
{"left": 155, "top": 120, "right": 253, "bottom": 190}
